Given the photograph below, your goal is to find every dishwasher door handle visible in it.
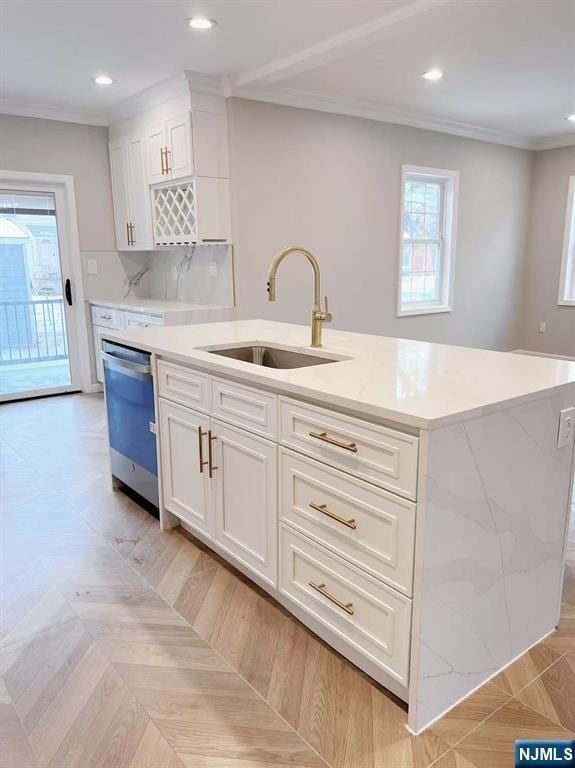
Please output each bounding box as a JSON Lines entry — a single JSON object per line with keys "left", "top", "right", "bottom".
{"left": 101, "top": 351, "right": 152, "bottom": 374}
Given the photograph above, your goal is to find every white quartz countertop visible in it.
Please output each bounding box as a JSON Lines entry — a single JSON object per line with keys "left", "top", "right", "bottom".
{"left": 102, "top": 319, "right": 575, "bottom": 430}
{"left": 89, "top": 298, "right": 232, "bottom": 314}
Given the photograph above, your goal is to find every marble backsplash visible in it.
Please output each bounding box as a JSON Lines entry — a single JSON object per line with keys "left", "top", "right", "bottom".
{"left": 82, "top": 244, "right": 234, "bottom": 306}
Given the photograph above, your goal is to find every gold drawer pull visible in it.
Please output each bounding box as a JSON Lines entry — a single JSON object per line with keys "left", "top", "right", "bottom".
{"left": 309, "top": 581, "right": 354, "bottom": 615}
{"left": 309, "top": 502, "right": 357, "bottom": 530}
{"left": 309, "top": 431, "right": 358, "bottom": 453}
{"left": 198, "top": 427, "right": 208, "bottom": 473}
{"left": 208, "top": 430, "right": 218, "bottom": 478}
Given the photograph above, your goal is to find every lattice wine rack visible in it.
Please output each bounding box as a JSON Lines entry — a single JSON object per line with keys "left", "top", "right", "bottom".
{"left": 152, "top": 180, "right": 198, "bottom": 246}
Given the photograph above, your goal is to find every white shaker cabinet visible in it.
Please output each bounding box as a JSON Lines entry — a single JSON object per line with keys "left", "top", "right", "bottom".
{"left": 109, "top": 134, "right": 153, "bottom": 251}
{"left": 212, "top": 419, "right": 278, "bottom": 586}
{"left": 125, "top": 131, "right": 153, "bottom": 250}
{"left": 108, "top": 137, "right": 131, "bottom": 250}
{"left": 145, "top": 113, "right": 193, "bottom": 185}
{"left": 159, "top": 399, "right": 214, "bottom": 539}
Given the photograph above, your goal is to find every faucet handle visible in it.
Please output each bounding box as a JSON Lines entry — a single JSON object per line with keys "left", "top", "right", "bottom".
{"left": 323, "top": 296, "right": 332, "bottom": 323}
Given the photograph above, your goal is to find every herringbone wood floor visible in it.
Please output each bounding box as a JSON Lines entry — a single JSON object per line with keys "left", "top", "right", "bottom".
{"left": 1, "top": 394, "right": 573, "bottom": 768}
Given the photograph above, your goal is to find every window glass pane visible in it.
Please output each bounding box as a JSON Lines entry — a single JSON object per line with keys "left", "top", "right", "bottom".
{"left": 403, "top": 179, "right": 441, "bottom": 240}
{"left": 401, "top": 174, "right": 445, "bottom": 308}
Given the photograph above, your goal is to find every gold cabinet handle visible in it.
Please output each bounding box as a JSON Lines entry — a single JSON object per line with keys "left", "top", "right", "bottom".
{"left": 309, "top": 502, "right": 357, "bottom": 530}
{"left": 208, "top": 430, "right": 218, "bottom": 478}
{"left": 126, "top": 222, "right": 131, "bottom": 245}
{"left": 198, "top": 427, "right": 208, "bottom": 473}
{"left": 160, "top": 147, "right": 166, "bottom": 175}
{"left": 164, "top": 147, "right": 172, "bottom": 173}
{"left": 309, "top": 431, "right": 358, "bottom": 453}
{"left": 309, "top": 581, "right": 354, "bottom": 615}
{"left": 129, "top": 223, "right": 135, "bottom": 245}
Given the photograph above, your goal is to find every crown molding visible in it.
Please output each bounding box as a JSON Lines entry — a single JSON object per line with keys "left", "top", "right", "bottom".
{"left": 532, "top": 134, "right": 575, "bottom": 151}
{"left": 104, "top": 71, "right": 226, "bottom": 125}
{"left": 0, "top": 99, "right": 107, "bottom": 126}
{"left": 230, "top": 85, "right": 537, "bottom": 150}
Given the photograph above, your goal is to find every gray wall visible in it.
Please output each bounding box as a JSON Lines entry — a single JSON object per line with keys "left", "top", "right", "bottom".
{"left": 520, "top": 145, "right": 575, "bottom": 357}
{"left": 228, "top": 98, "right": 533, "bottom": 350}
{"left": 0, "top": 114, "right": 115, "bottom": 252}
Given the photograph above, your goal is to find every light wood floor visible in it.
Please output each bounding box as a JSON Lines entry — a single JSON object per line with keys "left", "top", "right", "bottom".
{"left": 1, "top": 394, "right": 573, "bottom": 768}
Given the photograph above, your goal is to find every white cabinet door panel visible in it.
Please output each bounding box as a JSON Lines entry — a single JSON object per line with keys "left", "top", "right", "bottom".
{"left": 167, "top": 114, "right": 193, "bottom": 180}
{"left": 213, "top": 419, "right": 277, "bottom": 586}
{"left": 159, "top": 399, "right": 213, "bottom": 538}
{"left": 146, "top": 123, "right": 167, "bottom": 184}
{"left": 108, "top": 138, "right": 130, "bottom": 250}
{"left": 126, "top": 131, "right": 153, "bottom": 250}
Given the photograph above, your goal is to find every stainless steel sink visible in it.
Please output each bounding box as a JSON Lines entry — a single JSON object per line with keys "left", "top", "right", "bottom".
{"left": 204, "top": 344, "right": 342, "bottom": 369}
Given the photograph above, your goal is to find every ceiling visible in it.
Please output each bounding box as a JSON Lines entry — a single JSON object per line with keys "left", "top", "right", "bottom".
{"left": 1, "top": 0, "right": 574, "bottom": 149}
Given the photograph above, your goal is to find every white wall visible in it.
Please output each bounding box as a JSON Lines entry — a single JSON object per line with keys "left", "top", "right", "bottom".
{"left": 520, "top": 145, "right": 575, "bottom": 357}
{"left": 0, "top": 114, "right": 115, "bottom": 251}
{"left": 228, "top": 98, "right": 533, "bottom": 350}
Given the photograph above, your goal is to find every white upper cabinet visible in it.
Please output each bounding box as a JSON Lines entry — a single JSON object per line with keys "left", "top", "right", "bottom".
{"left": 166, "top": 114, "right": 193, "bottom": 180}
{"left": 108, "top": 138, "right": 130, "bottom": 250}
{"left": 109, "top": 135, "right": 153, "bottom": 251}
{"left": 146, "top": 123, "right": 168, "bottom": 185}
{"left": 125, "top": 132, "right": 153, "bottom": 250}
{"left": 109, "top": 95, "right": 231, "bottom": 249}
{"left": 145, "top": 113, "right": 193, "bottom": 184}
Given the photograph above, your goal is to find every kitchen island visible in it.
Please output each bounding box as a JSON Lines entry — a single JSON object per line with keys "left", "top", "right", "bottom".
{"left": 101, "top": 319, "right": 575, "bottom": 733}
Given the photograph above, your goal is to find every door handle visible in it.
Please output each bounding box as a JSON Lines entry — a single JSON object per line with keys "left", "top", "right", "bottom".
{"left": 64, "top": 278, "right": 73, "bottom": 306}
{"left": 198, "top": 427, "right": 208, "bottom": 473}
{"left": 208, "top": 430, "right": 218, "bottom": 478}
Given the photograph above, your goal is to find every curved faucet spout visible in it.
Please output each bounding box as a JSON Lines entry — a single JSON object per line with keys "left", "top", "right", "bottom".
{"left": 266, "top": 246, "right": 332, "bottom": 348}
{"left": 267, "top": 246, "right": 321, "bottom": 308}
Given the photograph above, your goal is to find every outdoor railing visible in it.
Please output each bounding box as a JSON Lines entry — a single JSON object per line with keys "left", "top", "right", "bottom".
{"left": 0, "top": 298, "right": 68, "bottom": 364}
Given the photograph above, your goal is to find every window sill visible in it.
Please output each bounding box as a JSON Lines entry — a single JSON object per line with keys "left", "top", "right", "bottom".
{"left": 397, "top": 305, "right": 453, "bottom": 318}
{"left": 557, "top": 299, "right": 575, "bottom": 307}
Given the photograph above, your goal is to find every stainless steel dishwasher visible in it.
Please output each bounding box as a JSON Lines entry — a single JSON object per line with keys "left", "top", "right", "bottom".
{"left": 101, "top": 341, "right": 158, "bottom": 507}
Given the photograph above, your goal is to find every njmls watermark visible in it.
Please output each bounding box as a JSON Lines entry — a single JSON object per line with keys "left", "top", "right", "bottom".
{"left": 515, "top": 741, "right": 575, "bottom": 767}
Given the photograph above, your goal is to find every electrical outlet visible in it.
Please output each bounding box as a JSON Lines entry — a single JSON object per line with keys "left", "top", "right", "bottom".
{"left": 171, "top": 266, "right": 178, "bottom": 281}
{"left": 539, "top": 322, "right": 546, "bottom": 334}
{"left": 209, "top": 262, "right": 218, "bottom": 277}
{"left": 87, "top": 259, "right": 98, "bottom": 275}
{"left": 558, "top": 406, "right": 575, "bottom": 449}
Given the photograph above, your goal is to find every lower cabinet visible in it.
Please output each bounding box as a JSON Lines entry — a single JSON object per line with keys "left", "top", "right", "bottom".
{"left": 159, "top": 399, "right": 213, "bottom": 538}
{"left": 212, "top": 419, "right": 277, "bottom": 586}
{"left": 157, "top": 361, "right": 416, "bottom": 695}
{"left": 159, "top": 400, "right": 278, "bottom": 586}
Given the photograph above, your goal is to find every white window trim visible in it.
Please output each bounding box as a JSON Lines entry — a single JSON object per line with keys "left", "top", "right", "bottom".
{"left": 558, "top": 175, "right": 575, "bottom": 307}
{"left": 397, "top": 164, "right": 459, "bottom": 317}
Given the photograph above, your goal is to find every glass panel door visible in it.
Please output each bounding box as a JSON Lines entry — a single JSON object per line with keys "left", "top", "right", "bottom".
{"left": 0, "top": 190, "right": 77, "bottom": 399}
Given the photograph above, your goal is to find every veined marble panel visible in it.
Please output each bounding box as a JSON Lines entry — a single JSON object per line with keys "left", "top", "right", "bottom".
{"left": 409, "top": 386, "right": 575, "bottom": 733}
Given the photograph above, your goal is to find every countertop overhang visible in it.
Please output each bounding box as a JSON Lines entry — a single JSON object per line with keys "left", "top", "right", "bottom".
{"left": 101, "top": 319, "right": 575, "bottom": 430}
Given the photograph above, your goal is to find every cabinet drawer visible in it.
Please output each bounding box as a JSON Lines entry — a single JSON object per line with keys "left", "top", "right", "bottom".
{"left": 279, "top": 398, "right": 418, "bottom": 500}
{"left": 125, "top": 311, "right": 163, "bottom": 329}
{"left": 280, "top": 525, "right": 411, "bottom": 684}
{"left": 211, "top": 377, "right": 277, "bottom": 439}
{"left": 91, "top": 306, "right": 124, "bottom": 329}
{"left": 279, "top": 449, "right": 415, "bottom": 596}
{"left": 157, "top": 360, "right": 210, "bottom": 413}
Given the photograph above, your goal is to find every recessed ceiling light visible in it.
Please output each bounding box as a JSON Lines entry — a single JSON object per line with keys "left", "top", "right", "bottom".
{"left": 567, "top": 114, "right": 575, "bottom": 122}
{"left": 187, "top": 16, "right": 216, "bottom": 29}
{"left": 422, "top": 69, "right": 443, "bottom": 82}
{"left": 92, "top": 75, "right": 114, "bottom": 86}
